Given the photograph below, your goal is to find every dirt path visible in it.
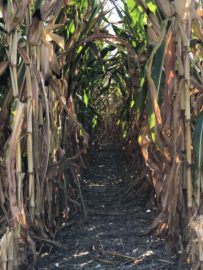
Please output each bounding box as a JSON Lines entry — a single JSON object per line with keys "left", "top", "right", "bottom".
{"left": 36, "top": 143, "right": 178, "bottom": 270}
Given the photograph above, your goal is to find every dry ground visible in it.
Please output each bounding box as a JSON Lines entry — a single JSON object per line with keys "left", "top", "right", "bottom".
{"left": 36, "top": 142, "right": 180, "bottom": 270}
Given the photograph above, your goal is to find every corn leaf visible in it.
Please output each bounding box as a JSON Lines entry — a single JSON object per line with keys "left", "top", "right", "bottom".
{"left": 0, "top": 61, "right": 9, "bottom": 76}
{"left": 193, "top": 112, "right": 203, "bottom": 173}
{"left": 193, "top": 111, "right": 203, "bottom": 206}
{"left": 152, "top": 39, "right": 166, "bottom": 105}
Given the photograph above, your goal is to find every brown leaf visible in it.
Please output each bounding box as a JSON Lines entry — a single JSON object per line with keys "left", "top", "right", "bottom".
{"left": 28, "top": 19, "right": 43, "bottom": 46}
{"left": 0, "top": 61, "right": 9, "bottom": 76}
{"left": 6, "top": 100, "right": 26, "bottom": 221}
{"left": 17, "top": 45, "right": 30, "bottom": 65}
{"left": 174, "top": 0, "right": 191, "bottom": 21}
{"left": 40, "top": 43, "right": 51, "bottom": 79}
{"left": 41, "top": 0, "right": 64, "bottom": 20}
{"left": 45, "top": 32, "right": 65, "bottom": 50}
{"left": 49, "top": 44, "right": 61, "bottom": 77}
{"left": 162, "top": 32, "right": 176, "bottom": 132}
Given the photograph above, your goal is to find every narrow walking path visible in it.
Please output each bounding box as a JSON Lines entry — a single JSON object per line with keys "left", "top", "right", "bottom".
{"left": 37, "top": 143, "right": 178, "bottom": 269}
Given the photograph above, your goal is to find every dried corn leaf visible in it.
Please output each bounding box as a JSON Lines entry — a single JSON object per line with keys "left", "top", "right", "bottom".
{"left": 40, "top": 43, "right": 51, "bottom": 79}
{"left": 155, "top": 0, "right": 174, "bottom": 17}
{"left": 148, "top": 13, "right": 161, "bottom": 34}
{"left": 2, "top": 1, "right": 27, "bottom": 32}
{"left": 0, "top": 228, "right": 13, "bottom": 270}
{"left": 41, "top": 0, "right": 64, "bottom": 20}
{"left": 192, "top": 18, "right": 203, "bottom": 41}
{"left": 45, "top": 31, "right": 65, "bottom": 50}
{"left": 0, "top": 61, "right": 9, "bottom": 76}
{"left": 9, "top": 10, "right": 26, "bottom": 32}
{"left": 15, "top": 0, "right": 28, "bottom": 10}
{"left": 28, "top": 19, "right": 43, "bottom": 46}
{"left": 6, "top": 99, "right": 26, "bottom": 221}
{"left": 10, "top": 30, "right": 18, "bottom": 66}
{"left": 147, "top": 25, "right": 160, "bottom": 45}
{"left": 46, "top": 23, "right": 64, "bottom": 32}
{"left": 49, "top": 44, "right": 61, "bottom": 77}
{"left": 195, "top": 215, "right": 203, "bottom": 261}
{"left": 17, "top": 45, "right": 30, "bottom": 65}
{"left": 174, "top": 0, "right": 191, "bottom": 21}
{"left": 162, "top": 31, "right": 176, "bottom": 132}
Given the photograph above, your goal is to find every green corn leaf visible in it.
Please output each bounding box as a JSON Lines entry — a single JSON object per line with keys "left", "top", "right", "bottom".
{"left": 100, "top": 45, "right": 116, "bottom": 58}
{"left": 193, "top": 111, "right": 203, "bottom": 206}
{"left": 146, "top": 21, "right": 170, "bottom": 143}
{"left": 130, "top": 100, "right": 135, "bottom": 108}
{"left": 35, "top": 0, "right": 43, "bottom": 9}
{"left": 147, "top": 95, "right": 155, "bottom": 142}
{"left": 111, "top": 2, "right": 124, "bottom": 20}
{"left": 152, "top": 39, "right": 166, "bottom": 106}
{"left": 69, "top": 21, "right": 76, "bottom": 34}
{"left": 193, "top": 112, "right": 203, "bottom": 172}
{"left": 135, "top": 85, "right": 147, "bottom": 125}
{"left": 78, "top": 4, "right": 101, "bottom": 40}
{"left": 135, "top": 68, "right": 147, "bottom": 125}
{"left": 84, "top": 90, "right": 88, "bottom": 107}
{"left": 147, "top": 1, "right": 157, "bottom": 13}
{"left": 112, "top": 25, "right": 130, "bottom": 40}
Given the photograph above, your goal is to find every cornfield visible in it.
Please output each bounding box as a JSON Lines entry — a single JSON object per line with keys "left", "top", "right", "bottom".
{"left": 0, "top": 0, "right": 203, "bottom": 269}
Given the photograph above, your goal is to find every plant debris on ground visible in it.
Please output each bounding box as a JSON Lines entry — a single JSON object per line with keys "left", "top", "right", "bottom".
{"left": 36, "top": 140, "right": 183, "bottom": 270}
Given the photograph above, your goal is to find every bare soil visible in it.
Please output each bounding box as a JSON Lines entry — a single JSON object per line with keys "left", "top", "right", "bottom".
{"left": 36, "top": 143, "right": 180, "bottom": 270}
